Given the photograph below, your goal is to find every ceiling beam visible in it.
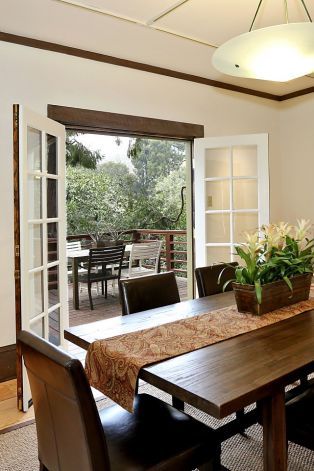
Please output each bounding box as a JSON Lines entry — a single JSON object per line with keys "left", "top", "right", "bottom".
{"left": 0, "top": 30, "right": 312, "bottom": 101}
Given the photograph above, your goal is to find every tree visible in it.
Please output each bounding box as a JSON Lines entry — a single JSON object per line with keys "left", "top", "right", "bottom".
{"left": 127, "top": 138, "right": 186, "bottom": 194}
{"left": 66, "top": 132, "right": 103, "bottom": 169}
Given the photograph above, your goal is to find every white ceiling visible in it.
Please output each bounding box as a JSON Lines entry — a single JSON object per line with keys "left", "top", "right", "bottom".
{"left": 1, "top": 0, "right": 314, "bottom": 97}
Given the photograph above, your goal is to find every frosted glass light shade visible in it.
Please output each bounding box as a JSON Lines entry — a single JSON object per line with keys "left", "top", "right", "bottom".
{"left": 212, "top": 23, "right": 314, "bottom": 82}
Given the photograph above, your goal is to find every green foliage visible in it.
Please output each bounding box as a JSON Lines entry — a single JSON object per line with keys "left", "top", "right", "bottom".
{"left": 66, "top": 166, "right": 135, "bottom": 241}
{"left": 233, "top": 221, "right": 314, "bottom": 303}
{"left": 66, "top": 132, "right": 103, "bottom": 169}
{"left": 66, "top": 135, "right": 187, "bottom": 238}
{"left": 127, "top": 138, "right": 186, "bottom": 194}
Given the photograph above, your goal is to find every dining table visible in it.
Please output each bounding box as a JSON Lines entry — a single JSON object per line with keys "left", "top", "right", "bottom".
{"left": 64, "top": 291, "right": 314, "bottom": 471}
{"left": 67, "top": 244, "right": 132, "bottom": 309}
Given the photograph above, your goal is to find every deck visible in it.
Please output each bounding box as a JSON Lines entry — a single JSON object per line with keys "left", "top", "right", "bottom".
{"left": 66, "top": 276, "right": 188, "bottom": 361}
{"left": 68, "top": 275, "right": 188, "bottom": 327}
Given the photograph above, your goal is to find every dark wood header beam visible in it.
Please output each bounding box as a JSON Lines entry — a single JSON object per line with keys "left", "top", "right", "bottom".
{"left": 48, "top": 105, "right": 204, "bottom": 139}
{"left": 0, "top": 31, "right": 312, "bottom": 102}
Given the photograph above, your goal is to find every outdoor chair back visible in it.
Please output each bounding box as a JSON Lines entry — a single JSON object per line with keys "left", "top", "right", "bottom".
{"left": 125, "top": 240, "right": 162, "bottom": 278}
{"left": 80, "top": 245, "right": 125, "bottom": 309}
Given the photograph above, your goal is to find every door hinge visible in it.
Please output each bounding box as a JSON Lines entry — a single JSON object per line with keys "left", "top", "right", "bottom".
{"left": 15, "top": 244, "right": 20, "bottom": 257}
{"left": 15, "top": 269, "right": 20, "bottom": 280}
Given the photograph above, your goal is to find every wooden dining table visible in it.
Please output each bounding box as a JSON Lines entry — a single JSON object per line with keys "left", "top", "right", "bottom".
{"left": 67, "top": 244, "right": 132, "bottom": 309}
{"left": 64, "top": 291, "right": 314, "bottom": 471}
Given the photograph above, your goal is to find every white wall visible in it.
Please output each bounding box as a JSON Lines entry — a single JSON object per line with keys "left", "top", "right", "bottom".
{"left": 278, "top": 95, "right": 314, "bottom": 222}
{"left": 0, "top": 41, "right": 282, "bottom": 346}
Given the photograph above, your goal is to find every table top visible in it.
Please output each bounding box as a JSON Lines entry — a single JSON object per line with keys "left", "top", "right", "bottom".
{"left": 67, "top": 244, "right": 133, "bottom": 259}
{"left": 64, "top": 292, "right": 314, "bottom": 419}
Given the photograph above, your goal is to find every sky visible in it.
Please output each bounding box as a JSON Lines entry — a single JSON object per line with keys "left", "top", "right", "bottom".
{"left": 76, "top": 133, "right": 134, "bottom": 170}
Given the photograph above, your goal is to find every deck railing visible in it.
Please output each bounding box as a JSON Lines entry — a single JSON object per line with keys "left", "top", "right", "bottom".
{"left": 66, "top": 228, "right": 188, "bottom": 276}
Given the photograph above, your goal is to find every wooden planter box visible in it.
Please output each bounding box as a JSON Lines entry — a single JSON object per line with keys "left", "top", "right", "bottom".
{"left": 232, "top": 273, "right": 312, "bottom": 316}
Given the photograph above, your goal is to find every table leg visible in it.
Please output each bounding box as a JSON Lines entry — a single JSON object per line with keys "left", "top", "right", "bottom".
{"left": 72, "top": 258, "right": 79, "bottom": 310}
{"left": 260, "top": 388, "right": 287, "bottom": 471}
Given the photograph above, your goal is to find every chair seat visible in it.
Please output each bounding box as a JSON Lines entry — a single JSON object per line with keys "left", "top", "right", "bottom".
{"left": 100, "top": 393, "right": 218, "bottom": 471}
{"left": 121, "top": 267, "right": 156, "bottom": 278}
{"left": 79, "top": 270, "right": 118, "bottom": 283}
{"left": 286, "top": 382, "right": 314, "bottom": 451}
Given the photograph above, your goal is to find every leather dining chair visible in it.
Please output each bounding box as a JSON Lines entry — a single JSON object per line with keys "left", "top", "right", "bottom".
{"left": 286, "top": 379, "right": 314, "bottom": 451}
{"left": 195, "top": 262, "right": 238, "bottom": 298}
{"left": 195, "top": 262, "right": 253, "bottom": 437}
{"left": 119, "top": 271, "right": 180, "bottom": 316}
{"left": 18, "top": 330, "right": 221, "bottom": 471}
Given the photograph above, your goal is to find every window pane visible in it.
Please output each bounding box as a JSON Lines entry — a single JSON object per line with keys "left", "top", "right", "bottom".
{"left": 27, "top": 127, "right": 42, "bottom": 172}
{"left": 47, "top": 179, "right": 58, "bottom": 218}
{"left": 31, "top": 317, "right": 44, "bottom": 338}
{"left": 205, "top": 147, "right": 230, "bottom": 178}
{"left": 234, "top": 213, "right": 258, "bottom": 243}
{"left": 49, "top": 308, "right": 60, "bottom": 346}
{"left": 233, "top": 145, "right": 257, "bottom": 177}
{"left": 206, "top": 213, "right": 230, "bottom": 243}
{"left": 48, "top": 222, "right": 58, "bottom": 262}
{"left": 29, "top": 271, "right": 44, "bottom": 319}
{"left": 28, "top": 175, "right": 42, "bottom": 219}
{"left": 233, "top": 179, "right": 258, "bottom": 209}
{"left": 206, "top": 246, "right": 231, "bottom": 265}
{"left": 48, "top": 266, "right": 59, "bottom": 308}
{"left": 47, "top": 134, "right": 58, "bottom": 175}
{"left": 29, "top": 224, "right": 43, "bottom": 269}
{"left": 206, "top": 180, "right": 230, "bottom": 210}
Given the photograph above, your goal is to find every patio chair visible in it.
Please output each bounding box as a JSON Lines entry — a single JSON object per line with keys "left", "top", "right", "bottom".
{"left": 79, "top": 246, "right": 125, "bottom": 310}
{"left": 18, "top": 330, "right": 221, "bottom": 471}
{"left": 122, "top": 240, "right": 162, "bottom": 278}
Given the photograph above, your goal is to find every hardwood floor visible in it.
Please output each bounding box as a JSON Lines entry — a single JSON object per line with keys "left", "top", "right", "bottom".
{"left": 0, "top": 380, "right": 34, "bottom": 431}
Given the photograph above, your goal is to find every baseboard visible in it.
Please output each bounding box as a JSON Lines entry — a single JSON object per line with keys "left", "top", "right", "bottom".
{"left": 0, "top": 344, "right": 16, "bottom": 382}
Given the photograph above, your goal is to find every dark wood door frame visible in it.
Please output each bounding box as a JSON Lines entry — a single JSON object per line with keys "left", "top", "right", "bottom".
{"left": 48, "top": 104, "right": 202, "bottom": 300}
{"left": 47, "top": 105, "right": 204, "bottom": 140}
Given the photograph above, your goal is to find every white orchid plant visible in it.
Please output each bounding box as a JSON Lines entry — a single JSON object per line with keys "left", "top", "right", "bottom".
{"left": 226, "top": 220, "right": 314, "bottom": 304}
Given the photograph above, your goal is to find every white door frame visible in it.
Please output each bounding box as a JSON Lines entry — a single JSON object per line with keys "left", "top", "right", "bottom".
{"left": 194, "top": 133, "right": 269, "bottom": 269}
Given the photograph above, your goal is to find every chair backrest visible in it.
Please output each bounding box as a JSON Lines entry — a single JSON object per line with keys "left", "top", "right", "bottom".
{"left": 88, "top": 245, "right": 125, "bottom": 276}
{"left": 67, "top": 240, "right": 82, "bottom": 252}
{"left": 195, "top": 262, "right": 238, "bottom": 297}
{"left": 119, "top": 271, "right": 180, "bottom": 315}
{"left": 128, "top": 240, "right": 162, "bottom": 276}
{"left": 18, "top": 331, "right": 110, "bottom": 471}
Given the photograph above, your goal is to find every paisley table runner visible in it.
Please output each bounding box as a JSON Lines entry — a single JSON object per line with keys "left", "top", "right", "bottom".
{"left": 85, "top": 297, "right": 314, "bottom": 412}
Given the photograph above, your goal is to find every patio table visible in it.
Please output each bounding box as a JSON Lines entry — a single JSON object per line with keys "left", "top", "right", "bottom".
{"left": 65, "top": 291, "right": 314, "bottom": 471}
{"left": 67, "top": 244, "right": 132, "bottom": 309}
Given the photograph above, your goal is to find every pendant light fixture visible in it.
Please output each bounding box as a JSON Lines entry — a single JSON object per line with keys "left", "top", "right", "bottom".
{"left": 212, "top": 0, "right": 314, "bottom": 82}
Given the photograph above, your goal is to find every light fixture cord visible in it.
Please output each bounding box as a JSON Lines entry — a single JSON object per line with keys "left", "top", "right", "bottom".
{"left": 249, "top": 0, "right": 312, "bottom": 31}
{"left": 299, "top": 0, "right": 312, "bottom": 22}
{"left": 284, "top": 0, "right": 289, "bottom": 23}
{"left": 249, "top": 0, "right": 264, "bottom": 31}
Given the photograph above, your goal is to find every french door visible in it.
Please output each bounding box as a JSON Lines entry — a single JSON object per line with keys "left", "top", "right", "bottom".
{"left": 14, "top": 105, "right": 68, "bottom": 411}
{"left": 194, "top": 134, "right": 269, "bottom": 270}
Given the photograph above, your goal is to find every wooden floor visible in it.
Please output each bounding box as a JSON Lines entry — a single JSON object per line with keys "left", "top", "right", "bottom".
{"left": 0, "top": 380, "right": 34, "bottom": 431}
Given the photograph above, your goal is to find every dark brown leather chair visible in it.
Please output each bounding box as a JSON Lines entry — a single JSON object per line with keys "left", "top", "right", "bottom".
{"left": 286, "top": 380, "right": 314, "bottom": 451}
{"left": 195, "top": 262, "right": 238, "bottom": 298}
{"left": 119, "top": 271, "right": 180, "bottom": 316}
{"left": 19, "top": 330, "right": 221, "bottom": 471}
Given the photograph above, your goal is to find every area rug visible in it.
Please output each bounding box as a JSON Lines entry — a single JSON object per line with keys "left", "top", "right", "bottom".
{"left": 0, "top": 383, "right": 313, "bottom": 471}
